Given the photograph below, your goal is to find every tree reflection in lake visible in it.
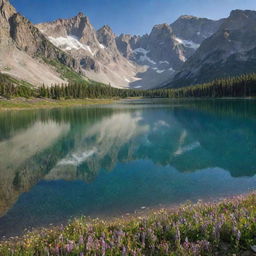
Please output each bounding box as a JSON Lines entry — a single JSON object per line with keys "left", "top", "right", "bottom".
{"left": 0, "top": 99, "right": 255, "bottom": 238}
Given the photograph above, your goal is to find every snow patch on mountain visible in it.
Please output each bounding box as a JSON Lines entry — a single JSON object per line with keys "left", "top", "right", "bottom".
{"left": 152, "top": 67, "right": 174, "bottom": 74}
{"left": 159, "top": 60, "right": 170, "bottom": 65}
{"left": 99, "top": 43, "right": 105, "bottom": 49}
{"left": 133, "top": 48, "right": 149, "bottom": 55}
{"left": 156, "top": 69, "right": 165, "bottom": 74}
{"left": 174, "top": 37, "right": 200, "bottom": 50}
{"left": 139, "top": 55, "right": 156, "bottom": 65}
{"left": 48, "top": 36, "right": 95, "bottom": 55}
{"left": 133, "top": 48, "right": 157, "bottom": 65}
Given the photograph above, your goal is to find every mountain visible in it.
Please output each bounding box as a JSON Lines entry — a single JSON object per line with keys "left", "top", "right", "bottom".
{"left": 116, "top": 17, "right": 222, "bottom": 88}
{"left": 36, "top": 10, "right": 223, "bottom": 89}
{"left": 171, "top": 15, "right": 224, "bottom": 44}
{"left": 169, "top": 10, "right": 256, "bottom": 88}
{"left": 2, "top": 0, "right": 254, "bottom": 89}
{"left": 0, "top": 0, "right": 83, "bottom": 86}
{"left": 36, "top": 14, "right": 141, "bottom": 88}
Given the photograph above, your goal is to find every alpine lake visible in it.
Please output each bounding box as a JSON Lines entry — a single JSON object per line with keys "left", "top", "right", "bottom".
{"left": 0, "top": 99, "right": 256, "bottom": 239}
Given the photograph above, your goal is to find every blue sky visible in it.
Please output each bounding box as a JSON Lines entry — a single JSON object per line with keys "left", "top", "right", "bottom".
{"left": 11, "top": 0, "right": 256, "bottom": 35}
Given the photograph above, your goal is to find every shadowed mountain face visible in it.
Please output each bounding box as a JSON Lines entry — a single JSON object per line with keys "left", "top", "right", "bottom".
{"left": 0, "top": 100, "right": 256, "bottom": 237}
{"left": 115, "top": 17, "right": 223, "bottom": 88}
{"left": 171, "top": 15, "right": 224, "bottom": 44}
{"left": 169, "top": 10, "right": 256, "bottom": 87}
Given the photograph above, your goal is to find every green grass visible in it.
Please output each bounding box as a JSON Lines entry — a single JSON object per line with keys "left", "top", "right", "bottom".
{"left": 0, "top": 192, "right": 255, "bottom": 255}
{"left": 42, "top": 58, "right": 87, "bottom": 84}
{"left": 0, "top": 98, "right": 116, "bottom": 111}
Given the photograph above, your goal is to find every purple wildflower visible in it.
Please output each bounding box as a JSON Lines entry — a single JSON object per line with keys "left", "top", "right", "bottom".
{"left": 65, "top": 241, "right": 74, "bottom": 253}
{"left": 122, "top": 246, "right": 127, "bottom": 256}
{"left": 86, "top": 235, "right": 94, "bottom": 251}
{"left": 101, "top": 237, "right": 107, "bottom": 256}
{"left": 79, "top": 235, "right": 84, "bottom": 245}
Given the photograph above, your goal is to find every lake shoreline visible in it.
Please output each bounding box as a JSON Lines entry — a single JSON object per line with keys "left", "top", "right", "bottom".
{"left": 1, "top": 191, "right": 255, "bottom": 255}
{"left": 0, "top": 97, "right": 255, "bottom": 111}
{"left": 0, "top": 97, "right": 119, "bottom": 111}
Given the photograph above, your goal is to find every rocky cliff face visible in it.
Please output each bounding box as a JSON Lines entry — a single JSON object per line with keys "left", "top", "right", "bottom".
{"left": 169, "top": 10, "right": 256, "bottom": 87}
{"left": 116, "top": 16, "right": 223, "bottom": 68}
{"left": 37, "top": 14, "right": 140, "bottom": 88}
{"left": 171, "top": 15, "right": 224, "bottom": 44}
{"left": 37, "top": 10, "right": 223, "bottom": 89}
{"left": 115, "top": 17, "right": 222, "bottom": 88}
{"left": 0, "top": 0, "right": 81, "bottom": 86}
{"left": 0, "top": 0, "right": 16, "bottom": 46}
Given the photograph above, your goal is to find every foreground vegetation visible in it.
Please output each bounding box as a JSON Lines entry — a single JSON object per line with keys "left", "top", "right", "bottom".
{"left": 1, "top": 72, "right": 256, "bottom": 100}
{"left": 0, "top": 193, "right": 256, "bottom": 255}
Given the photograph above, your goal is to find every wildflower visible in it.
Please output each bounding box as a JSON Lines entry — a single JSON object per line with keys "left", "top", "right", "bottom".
{"left": 159, "top": 242, "right": 169, "bottom": 254}
{"left": 54, "top": 245, "right": 60, "bottom": 255}
{"left": 236, "top": 230, "right": 241, "bottom": 241}
{"left": 175, "top": 225, "right": 181, "bottom": 247}
{"left": 190, "top": 243, "right": 201, "bottom": 255}
{"left": 140, "top": 232, "right": 146, "bottom": 247}
{"left": 183, "top": 238, "right": 190, "bottom": 250}
{"left": 65, "top": 241, "right": 74, "bottom": 253}
{"left": 198, "top": 240, "right": 210, "bottom": 251}
{"left": 122, "top": 246, "right": 127, "bottom": 256}
{"left": 79, "top": 235, "right": 84, "bottom": 245}
{"left": 86, "top": 235, "right": 94, "bottom": 251}
{"left": 213, "top": 223, "right": 221, "bottom": 242}
{"left": 101, "top": 237, "right": 107, "bottom": 256}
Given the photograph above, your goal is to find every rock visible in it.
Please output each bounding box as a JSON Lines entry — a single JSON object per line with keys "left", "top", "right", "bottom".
{"left": 0, "top": 0, "right": 80, "bottom": 85}
{"left": 171, "top": 15, "right": 224, "bottom": 44}
{"left": 251, "top": 245, "right": 256, "bottom": 253}
{"left": 169, "top": 10, "right": 256, "bottom": 88}
{"left": 241, "top": 250, "right": 255, "bottom": 256}
{"left": 36, "top": 13, "right": 139, "bottom": 88}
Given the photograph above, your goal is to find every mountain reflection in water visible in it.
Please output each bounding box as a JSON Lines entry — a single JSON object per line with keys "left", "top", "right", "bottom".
{"left": 0, "top": 99, "right": 255, "bottom": 238}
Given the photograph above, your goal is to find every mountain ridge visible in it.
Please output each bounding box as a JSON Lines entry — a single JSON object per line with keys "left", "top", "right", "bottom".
{"left": 168, "top": 9, "right": 256, "bottom": 88}
{"left": 1, "top": 0, "right": 255, "bottom": 89}
{"left": 0, "top": 0, "right": 85, "bottom": 86}
{"left": 36, "top": 10, "right": 224, "bottom": 88}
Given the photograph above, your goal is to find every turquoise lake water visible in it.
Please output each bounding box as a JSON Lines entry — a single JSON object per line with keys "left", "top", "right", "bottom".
{"left": 0, "top": 99, "right": 256, "bottom": 238}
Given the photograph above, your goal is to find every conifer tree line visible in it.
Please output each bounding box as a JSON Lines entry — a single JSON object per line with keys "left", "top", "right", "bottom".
{"left": 0, "top": 72, "right": 256, "bottom": 99}
{"left": 0, "top": 74, "right": 34, "bottom": 98}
